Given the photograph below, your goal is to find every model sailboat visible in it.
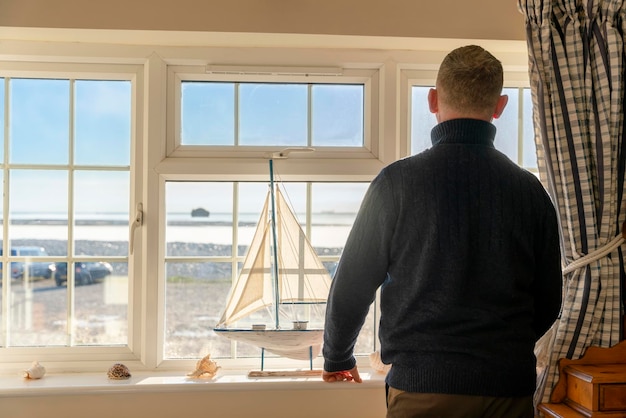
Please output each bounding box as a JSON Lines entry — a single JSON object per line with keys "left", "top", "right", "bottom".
{"left": 213, "top": 159, "right": 332, "bottom": 371}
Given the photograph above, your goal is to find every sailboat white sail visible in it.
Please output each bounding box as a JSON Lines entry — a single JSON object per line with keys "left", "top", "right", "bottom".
{"left": 214, "top": 165, "right": 332, "bottom": 362}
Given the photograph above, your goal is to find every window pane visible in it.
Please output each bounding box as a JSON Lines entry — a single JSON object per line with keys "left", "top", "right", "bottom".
{"left": 179, "top": 81, "right": 367, "bottom": 148}
{"left": 165, "top": 261, "right": 232, "bottom": 358}
{"left": 166, "top": 182, "right": 233, "bottom": 257}
{"left": 280, "top": 182, "right": 306, "bottom": 219}
{"left": 181, "top": 82, "right": 235, "bottom": 145}
{"left": 310, "top": 182, "right": 374, "bottom": 354}
{"left": 312, "top": 84, "right": 364, "bottom": 146}
{"left": 164, "top": 181, "right": 363, "bottom": 360}
{"left": 10, "top": 79, "right": 69, "bottom": 165}
{"left": 2, "top": 75, "right": 132, "bottom": 350}
{"left": 9, "top": 271, "right": 68, "bottom": 346}
{"left": 74, "top": 170, "right": 129, "bottom": 256}
{"left": 492, "top": 88, "right": 519, "bottom": 163}
{"left": 7, "top": 169, "right": 68, "bottom": 346}
{"left": 74, "top": 80, "right": 131, "bottom": 166}
{"left": 239, "top": 83, "right": 307, "bottom": 146}
{"left": 237, "top": 183, "right": 268, "bottom": 256}
{"left": 310, "top": 183, "right": 367, "bottom": 250}
{"left": 523, "top": 89, "right": 538, "bottom": 170}
{"left": 73, "top": 261, "right": 128, "bottom": 345}
{"left": 9, "top": 169, "right": 68, "bottom": 254}
{"left": 411, "top": 86, "right": 436, "bottom": 154}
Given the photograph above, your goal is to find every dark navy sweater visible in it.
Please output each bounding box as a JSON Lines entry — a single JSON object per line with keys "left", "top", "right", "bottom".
{"left": 323, "top": 118, "right": 562, "bottom": 397}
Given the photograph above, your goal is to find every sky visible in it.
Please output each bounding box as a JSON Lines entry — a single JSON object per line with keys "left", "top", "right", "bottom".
{"left": 1, "top": 79, "right": 536, "bottom": 216}
{"left": 2, "top": 78, "right": 131, "bottom": 214}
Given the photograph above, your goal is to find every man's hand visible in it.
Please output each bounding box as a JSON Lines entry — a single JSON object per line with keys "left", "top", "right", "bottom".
{"left": 322, "top": 366, "right": 362, "bottom": 383}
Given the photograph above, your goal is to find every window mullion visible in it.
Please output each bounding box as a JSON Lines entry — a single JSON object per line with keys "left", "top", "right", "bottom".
{"left": 231, "top": 181, "right": 239, "bottom": 359}
{"left": 305, "top": 182, "right": 312, "bottom": 238}
{"left": 517, "top": 87, "right": 525, "bottom": 167}
{"left": 1, "top": 78, "right": 9, "bottom": 347}
{"left": 67, "top": 78, "right": 76, "bottom": 347}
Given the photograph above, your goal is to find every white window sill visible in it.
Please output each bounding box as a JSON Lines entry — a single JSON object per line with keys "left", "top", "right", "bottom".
{"left": 0, "top": 368, "right": 386, "bottom": 398}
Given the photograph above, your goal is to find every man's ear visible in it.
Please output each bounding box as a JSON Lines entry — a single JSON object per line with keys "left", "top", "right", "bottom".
{"left": 428, "top": 88, "right": 438, "bottom": 114}
{"left": 492, "top": 94, "right": 508, "bottom": 119}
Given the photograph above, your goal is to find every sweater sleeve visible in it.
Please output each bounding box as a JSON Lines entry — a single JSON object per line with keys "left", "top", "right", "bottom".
{"left": 323, "top": 170, "right": 397, "bottom": 372}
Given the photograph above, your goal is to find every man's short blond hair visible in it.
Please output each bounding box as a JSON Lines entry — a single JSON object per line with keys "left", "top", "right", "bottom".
{"left": 436, "top": 45, "right": 504, "bottom": 115}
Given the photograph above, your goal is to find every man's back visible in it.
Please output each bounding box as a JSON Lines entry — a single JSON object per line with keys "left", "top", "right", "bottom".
{"left": 322, "top": 45, "right": 562, "bottom": 417}
{"left": 376, "top": 118, "right": 561, "bottom": 397}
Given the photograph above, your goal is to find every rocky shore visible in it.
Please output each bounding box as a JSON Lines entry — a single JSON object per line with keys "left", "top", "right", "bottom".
{"left": 4, "top": 239, "right": 375, "bottom": 359}
{"left": 6, "top": 239, "right": 343, "bottom": 280}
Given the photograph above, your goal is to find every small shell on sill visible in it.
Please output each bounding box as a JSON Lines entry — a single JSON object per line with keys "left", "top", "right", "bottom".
{"left": 187, "top": 354, "right": 220, "bottom": 379}
{"left": 369, "top": 351, "right": 391, "bottom": 374}
{"left": 107, "top": 363, "right": 132, "bottom": 380}
{"left": 23, "top": 361, "right": 46, "bottom": 379}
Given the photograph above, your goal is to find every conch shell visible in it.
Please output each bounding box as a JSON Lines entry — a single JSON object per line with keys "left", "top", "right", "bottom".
{"left": 187, "top": 354, "right": 220, "bottom": 379}
{"left": 107, "top": 363, "right": 131, "bottom": 380}
{"left": 23, "top": 361, "right": 46, "bottom": 379}
{"left": 369, "top": 351, "right": 391, "bottom": 374}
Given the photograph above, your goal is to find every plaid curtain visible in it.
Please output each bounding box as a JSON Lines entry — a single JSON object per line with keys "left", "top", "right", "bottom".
{"left": 518, "top": 0, "right": 626, "bottom": 406}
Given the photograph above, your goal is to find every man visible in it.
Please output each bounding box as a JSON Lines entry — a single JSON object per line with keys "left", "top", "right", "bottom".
{"left": 322, "top": 45, "right": 562, "bottom": 418}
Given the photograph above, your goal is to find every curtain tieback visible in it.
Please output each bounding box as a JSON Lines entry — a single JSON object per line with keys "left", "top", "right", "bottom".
{"left": 562, "top": 222, "right": 626, "bottom": 275}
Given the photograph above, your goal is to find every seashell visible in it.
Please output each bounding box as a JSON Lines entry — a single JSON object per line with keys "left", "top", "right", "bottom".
{"left": 107, "top": 363, "right": 131, "bottom": 380}
{"left": 187, "top": 354, "right": 220, "bottom": 379}
{"left": 23, "top": 361, "right": 46, "bottom": 379}
{"left": 369, "top": 351, "right": 391, "bottom": 374}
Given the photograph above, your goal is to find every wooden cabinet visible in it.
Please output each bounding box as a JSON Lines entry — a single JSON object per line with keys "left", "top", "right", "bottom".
{"left": 539, "top": 341, "right": 626, "bottom": 417}
{"left": 565, "top": 364, "right": 626, "bottom": 414}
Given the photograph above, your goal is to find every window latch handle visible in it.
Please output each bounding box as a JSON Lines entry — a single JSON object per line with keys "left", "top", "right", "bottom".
{"left": 130, "top": 202, "right": 143, "bottom": 254}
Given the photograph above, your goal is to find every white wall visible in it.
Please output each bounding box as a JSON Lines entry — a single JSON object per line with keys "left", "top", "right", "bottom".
{"left": 0, "top": 0, "right": 525, "bottom": 41}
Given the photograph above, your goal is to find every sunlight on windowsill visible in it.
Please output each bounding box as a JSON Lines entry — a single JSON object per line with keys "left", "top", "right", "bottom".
{"left": 0, "top": 369, "right": 386, "bottom": 397}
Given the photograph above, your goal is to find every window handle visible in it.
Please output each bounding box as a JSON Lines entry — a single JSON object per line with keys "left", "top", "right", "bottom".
{"left": 130, "top": 202, "right": 143, "bottom": 255}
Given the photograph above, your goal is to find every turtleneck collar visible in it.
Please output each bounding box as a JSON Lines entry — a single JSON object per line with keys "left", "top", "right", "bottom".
{"left": 431, "top": 118, "right": 497, "bottom": 148}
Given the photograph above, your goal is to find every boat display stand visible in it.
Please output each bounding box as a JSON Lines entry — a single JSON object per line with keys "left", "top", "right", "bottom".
{"left": 247, "top": 346, "right": 322, "bottom": 378}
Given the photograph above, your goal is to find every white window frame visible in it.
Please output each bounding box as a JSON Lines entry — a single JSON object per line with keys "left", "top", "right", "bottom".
{"left": 0, "top": 38, "right": 532, "bottom": 374}
{"left": 166, "top": 65, "right": 380, "bottom": 161}
{"left": 0, "top": 60, "right": 145, "bottom": 373}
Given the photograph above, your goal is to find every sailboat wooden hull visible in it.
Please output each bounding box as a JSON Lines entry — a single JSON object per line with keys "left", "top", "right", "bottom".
{"left": 213, "top": 328, "right": 323, "bottom": 360}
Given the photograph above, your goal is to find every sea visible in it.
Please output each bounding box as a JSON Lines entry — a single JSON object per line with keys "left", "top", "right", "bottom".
{"left": 7, "top": 212, "right": 356, "bottom": 248}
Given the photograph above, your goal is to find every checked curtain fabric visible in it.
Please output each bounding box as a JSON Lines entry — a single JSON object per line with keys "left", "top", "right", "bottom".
{"left": 518, "top": 0, "right": 626, "bottom": 406}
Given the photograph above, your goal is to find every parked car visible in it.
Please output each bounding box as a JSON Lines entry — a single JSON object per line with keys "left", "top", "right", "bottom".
{"left": 0, "top": 246, "right": 56, "bottom": 281}
{"left": 54, "top": 261, "right": 113, "bottom": 287}
{"left": 83, "top": 262, "right": 114, "bottom": 280}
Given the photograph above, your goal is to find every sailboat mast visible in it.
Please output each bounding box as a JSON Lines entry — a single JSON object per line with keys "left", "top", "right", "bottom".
{"left": 269, "top": 159, "right": 281, "bottom": 329}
